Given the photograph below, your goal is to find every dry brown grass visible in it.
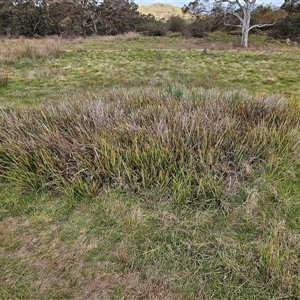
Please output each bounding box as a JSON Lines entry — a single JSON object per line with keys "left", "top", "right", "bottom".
{"left": 98, "top": 32, "right": 140, "bottom": 43}
{"left": 138, "top": 3, "right": 189, "bottom": 20}
{"left": 0, "top": 37, "right": 62, "bottom": 63}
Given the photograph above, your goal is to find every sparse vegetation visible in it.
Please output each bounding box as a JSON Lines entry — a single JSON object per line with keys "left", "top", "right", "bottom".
{"left": 0, "top": 36, "right": 299, "bottom": 299}
{"left": 137, "top": 3, "right": 188, "bottom": 20}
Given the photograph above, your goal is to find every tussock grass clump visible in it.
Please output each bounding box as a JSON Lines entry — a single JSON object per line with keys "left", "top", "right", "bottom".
{"left": 123, "top": 31, "right": 141, "bottom": 41}
{"left": 99, "top": 32, "right": 140, "bottom": 43}
{"left": 0, "top": 87, "right": 300, "bottom": 299}
{"left": 0, "top": 87, "right": 299, "bottom": 205}
{"left": 0, "top": 37, "right": 62, "bottom": 63}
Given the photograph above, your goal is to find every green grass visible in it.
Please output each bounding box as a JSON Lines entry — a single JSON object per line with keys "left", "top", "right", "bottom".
{"left": 1, "top": 35, "right": 299, "bottom": 107}
{"left": 0, "top": 36, "right": 300, "bottom": 299}
{"left": 0, "top": 183, "right": 299, "bottom": 298}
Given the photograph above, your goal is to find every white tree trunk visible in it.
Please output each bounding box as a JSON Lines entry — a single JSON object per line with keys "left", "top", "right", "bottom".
{"left": 241, "top": 4, "right": 251, "bottom": 48}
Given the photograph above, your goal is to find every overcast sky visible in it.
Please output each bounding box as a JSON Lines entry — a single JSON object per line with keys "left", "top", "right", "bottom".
{"left": 135, "top": 0, "right": 283, "bottom": 8}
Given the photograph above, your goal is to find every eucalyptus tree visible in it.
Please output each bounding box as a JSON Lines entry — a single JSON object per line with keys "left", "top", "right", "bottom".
{"left": 69, "top": 0, "right": 140, "bottom": 37}
{"left": 281, "top": 0, "right": 300, "bottom": 12}
{"left": 97, "top": 0, "right": 140, "bottom": 35}
{"left": 0, "top": 0, "right": 47, "bottom": 36}
{"left": 44, "top": 0, "right": 72, "bottom": 36}
{"left": 0, "top": 0, "right": 13, "bottom": 35}
{"left": 183, "top": 0, "right": 278, "bottom": 47}
{"left": 279, "top": 0, "right": 300, "bottom": 36}
{"left": 71, "top": 0, "right": 100, "bottom": 37}
{"left": 0, "top": 0, "right": 141, "bottom": 37}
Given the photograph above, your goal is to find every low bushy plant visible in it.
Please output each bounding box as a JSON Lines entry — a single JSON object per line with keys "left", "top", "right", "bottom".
{"left": 137, "top": 14, "right": 167, "bottom": 36}
{"left": 185, "top": 19, "right": 208, "bottom": 38}
{"left": 167, "top": 16, "right": 187, "bottom": 34}
{"left": 145, "top": 23, "right": 167, "bottom": 36}
{"left": 0, "top": 87, "right": 299, "bottom": 206}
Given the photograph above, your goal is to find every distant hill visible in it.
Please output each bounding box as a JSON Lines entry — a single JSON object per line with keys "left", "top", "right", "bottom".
{"left": 137, "top": 3, "right": 188, "bottom": 20}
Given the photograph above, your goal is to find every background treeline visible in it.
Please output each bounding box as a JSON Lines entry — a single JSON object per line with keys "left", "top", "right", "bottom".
{"left": 163, "top": 1, "right": 300, "bottom": 40}
{"left": 0, "top": 0, "right": 142, "bottom": 37}
{"left": 0, "top": 0, "right": 299, "bottom": 38}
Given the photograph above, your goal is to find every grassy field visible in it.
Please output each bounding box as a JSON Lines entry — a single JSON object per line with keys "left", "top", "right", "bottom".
{"left": 1, "top": 33, "right": 299, "bottom": 107}
{"left": 0, "top": 34, "right": 300, "bottom": 299}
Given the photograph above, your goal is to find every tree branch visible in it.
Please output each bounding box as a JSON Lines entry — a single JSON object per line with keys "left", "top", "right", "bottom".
{"left": 226, "top": 11, "right": 244, "bottom": 23}
{"left": 235, "top": 0, "right": 243, "bottom": 9}
{"left": 216, "top": 0, "right": 243, "bottom": 9}
{"left": 224, "top": 21, "right": 242, "bottom": 27}
{"left": 216, "top": 0, "right": 238, "bottom": 4}
{"left": 248, "top": 21, "right": 276, "bottom": 31}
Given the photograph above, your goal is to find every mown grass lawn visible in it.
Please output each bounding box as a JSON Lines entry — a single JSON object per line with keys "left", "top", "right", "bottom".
{"left": 0, "top": 35, "right": 299, "bottom": 299}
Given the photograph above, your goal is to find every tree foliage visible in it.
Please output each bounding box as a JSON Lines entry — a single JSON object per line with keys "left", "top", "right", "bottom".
{"left": 97, "top": 0, "right": 140, "bottom": 35}
{"left": 275, "top": 0, "right": 300, "bottom": 37}
{"left": 251, "top": 5, "right": 286, "bottom": 27}
{"left": 183, "top": 0, "right": 280, "bottom": 47}
{"left": 281, "top": 0, "right": 300, "bottom": 13}
{"left": 0, "top": 0, "right": 141, "bottom": 37}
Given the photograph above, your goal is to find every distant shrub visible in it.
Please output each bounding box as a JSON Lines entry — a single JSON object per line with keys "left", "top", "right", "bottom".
{"left": 145, "top": 23, "right": 167, "bottom": 36}
{"left": 166, "top": 31, "right": 182, "bottom": 38}
{"left": 272, "top": 14, "right": 300, "bottom": 37}
{"left": 167, "top": 16, "right": 187, "bottom": 33}
{"left": 137, "top": 14, "right": 167, "bottom": 36}
{"left": 185, "top": 19, "right": 208, "bottom": 38}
